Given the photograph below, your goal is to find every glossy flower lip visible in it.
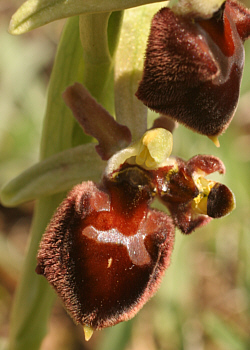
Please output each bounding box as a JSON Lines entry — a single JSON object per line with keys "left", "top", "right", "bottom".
{"left": 35, "top": 139, "right": 235, "bottom": 336}
{"left": 36, "top": 129, "right": 175, "bottom": 338}
{"left": 36, "top": 167, "right": 175, "bottom": 331}
{"left": 136, "top": 0, "right": 250, "bottom": 138}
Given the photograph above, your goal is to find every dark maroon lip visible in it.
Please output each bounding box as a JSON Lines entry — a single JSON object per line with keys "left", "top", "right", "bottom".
{"left": 36, "top": 152, "right": 235, "bottom": 329}
{"left": 136, "top": 0, "right": 250, "bottom": 137}
{"left": 36, "top": 175, "right": 175, "bottom": 330}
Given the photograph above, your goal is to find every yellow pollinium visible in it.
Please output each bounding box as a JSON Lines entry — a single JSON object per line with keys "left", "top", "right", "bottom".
{"left": 193, "top": 194, "right": 208, "bottom": 214}
{"left": 192, "top": 177, "right": 215, "bottom": 215}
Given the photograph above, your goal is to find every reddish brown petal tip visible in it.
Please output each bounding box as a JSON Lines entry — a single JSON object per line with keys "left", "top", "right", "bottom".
{"left": 187, "top": 155, "right": 225, "bottom": 175}
{"left": 207, "top": 183, "right": 236, "bottom": 218}
{"left": 227, "top": 0, "right": 250, "bottom": 41}
{"left": 63, "top": 83, "right": 131, "bottom": 160}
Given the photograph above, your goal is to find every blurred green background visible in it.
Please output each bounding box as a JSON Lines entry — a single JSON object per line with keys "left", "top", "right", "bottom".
{"left": 1, "top": 1, "right": 250, "bottom": 349}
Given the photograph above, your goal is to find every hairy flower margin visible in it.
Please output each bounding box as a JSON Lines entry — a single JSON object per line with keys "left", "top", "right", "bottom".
{"left": 136, "top": 0, "right": 250, "bottom": 142}
{"left": 36, "top": 83, "right": 235, "bottom": 338}
{"left": 3, "top": 0, "right": 250, "bottom": 344}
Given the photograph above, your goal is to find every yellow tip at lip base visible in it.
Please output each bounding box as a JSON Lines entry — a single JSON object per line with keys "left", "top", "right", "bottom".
{"left": 208, "top": 135, "right": 220, "bottom": 147}
{"left": 83, "top": 325, "right": 94, "bottom": 341}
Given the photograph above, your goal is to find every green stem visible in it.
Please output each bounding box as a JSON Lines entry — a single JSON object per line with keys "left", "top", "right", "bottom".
{"left": 8, "top": 10, "right": 124, "bottom": 350}
{"left": 8, "top": 195, "right": 64, "bottom": 350}
{"left": 8, "top": 16, "right": 85, "bottom": 350}
{"left": 79, "top": 11, "right": 124, "bottom": 114}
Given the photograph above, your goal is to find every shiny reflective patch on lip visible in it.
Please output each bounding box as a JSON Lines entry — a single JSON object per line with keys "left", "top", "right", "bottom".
{"left": 82, "top": 226, "right": 151, "bottom": 266}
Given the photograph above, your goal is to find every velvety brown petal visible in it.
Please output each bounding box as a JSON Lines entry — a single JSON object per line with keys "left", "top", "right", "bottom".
{"left": 187, "top": 154, "right": 225, "bottom": 175}
{"left": 156, "top": 167, "right": 198, "bottom": 204}
{"left": 152, "top": 155, "right": 234, "bottom": 234}
{"left": 136, "top": 1, "right": 250, "bottom": 136}
{"left": 36, "top": 167, "right": 175, "bottom": 330}
{"left": 227, "top": 0, "right": 250, "bottom": 41}
{"left": 152, "top": 115, "right": 178, "bottom": 133}
{"left": 207, "top": 183, "right": 236, "bottom": 218}
{"left": 63, "top": 83, "right": 131, "bottom": 160}
{"left": 165, "top": 201, "right": 212, "bottom": 234}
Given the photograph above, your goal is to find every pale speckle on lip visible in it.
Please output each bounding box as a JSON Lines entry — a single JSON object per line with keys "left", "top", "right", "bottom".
{"left": 107, "top": 257, "right": 113, "bottom": 268}
{"left": 82, "top": 226, "right": 151, "bottom": 266}
{"left": 161, "top": 183, "right": 168, "bottom": 193}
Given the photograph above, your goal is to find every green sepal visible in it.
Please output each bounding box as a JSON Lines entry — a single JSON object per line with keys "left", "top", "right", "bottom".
{"left": 9, "top": 0, "right": 165, "bottom": 35}
{"left": 0, "top": 144, "right": 106, "bottom": 207}
{"left": 114, "top": 3, "right": 163, "bottom": 140}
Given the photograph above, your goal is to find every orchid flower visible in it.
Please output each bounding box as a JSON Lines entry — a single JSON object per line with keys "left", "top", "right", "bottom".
{"left": 1, "top": 0, "right": 247, "bottom": 347}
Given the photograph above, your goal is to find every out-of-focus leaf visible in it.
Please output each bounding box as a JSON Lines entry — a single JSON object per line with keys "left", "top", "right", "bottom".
{"left": 7, "top": 16, "right": 90, "bottom": 350}
{"left": 240, "top": 40, "right": 250, "bottom": 95}
{"left": 0, "top": 24, "right": 54, "bottom": 185}
{"left": 9, "top": 0, "right": 165, "bottom": 35}
{"left": 39, "top": 17, "right": 90, "bottom": 159}
{"left": 98, "top": 320, "right": 134, "bottom": 350}
{"left": 204, "top": 312, "right": 248, "bottom": 350}
{"left": 0, "top": 235, "right": 24, "bottom": 276}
